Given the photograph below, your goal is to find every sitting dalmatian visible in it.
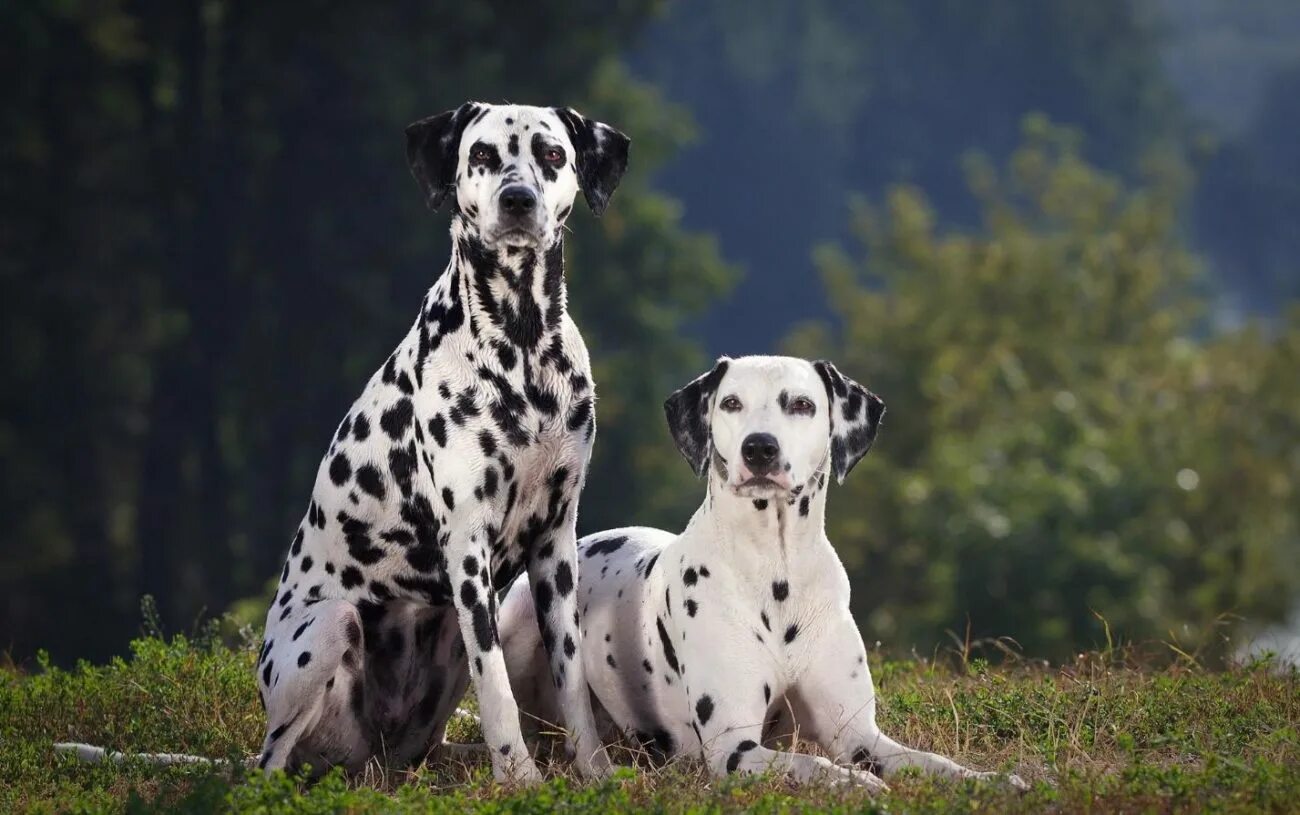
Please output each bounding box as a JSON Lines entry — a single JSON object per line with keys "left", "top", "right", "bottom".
{"left": 254, "top": 102, "right": 629, "bottom": 782}
{"left": 499, "top": 355, "right": 1027, "bottom": 789}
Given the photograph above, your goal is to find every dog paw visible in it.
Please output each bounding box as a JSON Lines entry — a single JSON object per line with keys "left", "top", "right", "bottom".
{"left": 828, "top": 762, "right": 888, "bottom": 792}
{"left": 577, "top": 745, "right": 618, "bottom": 780}
{"left": 972, "top": 770, "right": 1029, "bottom": 791}
{"left": 1003, "top": 772, "right": 1030, "bottom": 791}
{"left": 494, "top": 754, "right": 544, "bottom": 786}
{"left": 849, "top": 768, "right": 890, "bottom": 793}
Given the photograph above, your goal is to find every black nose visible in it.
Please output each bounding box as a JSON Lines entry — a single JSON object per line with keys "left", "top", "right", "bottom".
{"left": 741, "top": 432, "right": 780, "bottom": 473}
{"left": 499, "top": 185, "right": 537, "bottom": 216}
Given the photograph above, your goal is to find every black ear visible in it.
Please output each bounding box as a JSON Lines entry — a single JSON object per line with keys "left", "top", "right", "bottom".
{"left": 813, "top": 360, "right": 886, "bottom": 484}
{"left": 554, "top": 107, "right": 631, "bottom": 217}
{"left": 664, "top": 358, "right": 731, "bottom": 477}
{"left": 405, "top": 102, "right": 482, "bottom": 211}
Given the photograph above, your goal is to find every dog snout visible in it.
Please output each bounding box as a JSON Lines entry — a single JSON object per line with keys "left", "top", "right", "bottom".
{"left": 741, "top": 432, "right": 781, "bottom": 474}
{"left": 498, "top": 184, "right": 538, "bottom": 217}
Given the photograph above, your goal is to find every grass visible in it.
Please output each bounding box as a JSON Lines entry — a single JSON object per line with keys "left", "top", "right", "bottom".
{"left": 2, "top": 631, "right": 1298, "bottom": 813}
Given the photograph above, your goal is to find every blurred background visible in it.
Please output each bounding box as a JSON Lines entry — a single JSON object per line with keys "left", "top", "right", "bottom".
{"left": 2, "top": 0, "right": 1298, "bottom": 667}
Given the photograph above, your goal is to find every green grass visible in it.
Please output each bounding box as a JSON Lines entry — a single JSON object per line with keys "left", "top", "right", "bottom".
{"left": 3, "top": 633, "right": 1298, "bottom": 813}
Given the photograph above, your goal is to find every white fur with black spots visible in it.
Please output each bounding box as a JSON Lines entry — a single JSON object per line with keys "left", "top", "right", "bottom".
{"left": 250, "top": 102, "right": 628, "bottom": 783}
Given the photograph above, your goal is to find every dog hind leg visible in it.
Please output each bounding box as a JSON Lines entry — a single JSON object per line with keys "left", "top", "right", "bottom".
{"left": 258, "top": 599, "right": 371, "bottom": 774}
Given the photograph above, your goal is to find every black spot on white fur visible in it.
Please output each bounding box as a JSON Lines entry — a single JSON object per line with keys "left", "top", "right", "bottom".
{"left": 695, "top": 695, "right": 714, "bottom": 726}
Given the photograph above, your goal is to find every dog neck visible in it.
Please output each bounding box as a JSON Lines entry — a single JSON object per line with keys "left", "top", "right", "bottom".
{"left": 693, "top": 458, "right": 831, "bottom": 554}
{"left": 440, "top": 214, "right": 569, "bottom": 353}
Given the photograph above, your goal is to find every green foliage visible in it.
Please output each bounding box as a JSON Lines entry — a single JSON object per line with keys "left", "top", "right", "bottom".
{"left": 787, "top": 117, "right": 1300, "bottom": 658}
{"left": 4, "top": 635, "right": 1298, "bottom": 812}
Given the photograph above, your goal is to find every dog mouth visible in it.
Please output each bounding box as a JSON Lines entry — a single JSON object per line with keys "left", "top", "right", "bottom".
{"left": 488, "top": 224, "right": 545, "bottom": 247}
{"left": 732, "top": 474, "right": 792, "bottom": 496}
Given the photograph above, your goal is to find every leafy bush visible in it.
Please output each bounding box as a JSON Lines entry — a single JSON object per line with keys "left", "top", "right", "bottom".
{"left": 789, "top": 118, "right": 1300, "bottom": 658}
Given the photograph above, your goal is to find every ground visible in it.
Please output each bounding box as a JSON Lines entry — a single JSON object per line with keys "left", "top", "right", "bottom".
{"left": 3, "top": 630, "right": 1297, "bottom": 814}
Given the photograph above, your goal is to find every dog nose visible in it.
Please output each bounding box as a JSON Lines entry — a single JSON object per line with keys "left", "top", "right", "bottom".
{"left": 499, "top": 185, "right": 537, "bottom": 216}
{"left": 741, "top": 433, "right": 780, "bottom": 473}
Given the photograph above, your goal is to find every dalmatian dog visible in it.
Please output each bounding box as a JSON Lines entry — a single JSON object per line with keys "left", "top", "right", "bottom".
{"left": 252, "top": 102, "right": 628, "bottom": 783}
{"left": 499, "top": 356, "right": 1027, "bottom": 789}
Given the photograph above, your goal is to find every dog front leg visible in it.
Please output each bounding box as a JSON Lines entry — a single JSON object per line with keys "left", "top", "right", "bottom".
{"left": 797, "top": 616, "right": 1027, "bottom": 789}
{"left": 679, "top": 634, "right": 885, "bottom": 789}
{"left": 692, "top": 695, "right": 885, "bottom": 788}
{"left": 707, "top": 735, "right": 888, "bottom": 789}
{"left": 528, "top": 516, "right": 613, "bottom": 778}
{"left": 450, "top": 530, "right": 541, "bottom": 784}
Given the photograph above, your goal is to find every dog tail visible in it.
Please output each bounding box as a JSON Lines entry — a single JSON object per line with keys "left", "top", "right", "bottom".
{"left": 55, "top": 709, "right": 478, "bottom": 768}
{"left": 54, "top": 742, "right": 261, "bottom": 768}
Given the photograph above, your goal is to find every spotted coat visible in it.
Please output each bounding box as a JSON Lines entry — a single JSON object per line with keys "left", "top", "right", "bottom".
{"left": 501, "top": 356, "right": 1027, "bottom": 791}
{"left": 256, "top": 102, "right": 628, "bottom": 783}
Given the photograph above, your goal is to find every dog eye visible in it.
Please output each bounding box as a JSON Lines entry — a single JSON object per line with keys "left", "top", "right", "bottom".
{"left": 789, "top": 397, "right": 815, "bottom": 415}
{"left": 471, "top": 148, "right": 491, "bottom": 162}
{"left": 543, "top": 147, "right": 564, "bottom": 164}
{"left": 719, "top": 395, "right": 742, "bottom": 412}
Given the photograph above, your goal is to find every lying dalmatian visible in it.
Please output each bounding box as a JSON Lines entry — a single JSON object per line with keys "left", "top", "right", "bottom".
{"left": 499, "top": 355, "right": 1027, "bottom": 789}
{"left": 247, "top": 102, "right": 630, "bottom": 782}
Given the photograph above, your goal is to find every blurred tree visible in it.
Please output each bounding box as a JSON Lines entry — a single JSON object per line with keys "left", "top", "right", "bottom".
{"left": 630, "top": 0, "right": 1187, "bottom": 354}
{"left": 1154, "top": 0, "right": 1300, "bottom": 138}
{"left": 1, "top": 0, "right": 185, "bottom": 662}
{"left": 1192, "top": 62, "right": 1300, "bottom": 310}
{"left": 787, "top": 118, "right": 1300, "bottom": 659}
{"left": 0, "top": 0, "right": 732, "bottom": 662}
{"left": 565, "top": 63, "right": 736, "bottom": 530}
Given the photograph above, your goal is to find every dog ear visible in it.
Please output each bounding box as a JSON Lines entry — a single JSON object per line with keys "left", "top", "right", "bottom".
{"left": 664, "top": 358, "right": 731, "bottom": 477}
{"left": 406, "top": 102, "right": 482, "bottom": 211}
{"left": 813, "top": 360, "right": 885, "bottom": 484}
{"left": 553, "top": 107, "right": 631, "bottom": 217}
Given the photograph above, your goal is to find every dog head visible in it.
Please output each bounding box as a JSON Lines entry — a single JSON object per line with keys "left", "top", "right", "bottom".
{"left": 665, "top": 356, "right": 885, "bottom": 499}
{"left": 405, "top": 102, "right": 630, "bottom": 250}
